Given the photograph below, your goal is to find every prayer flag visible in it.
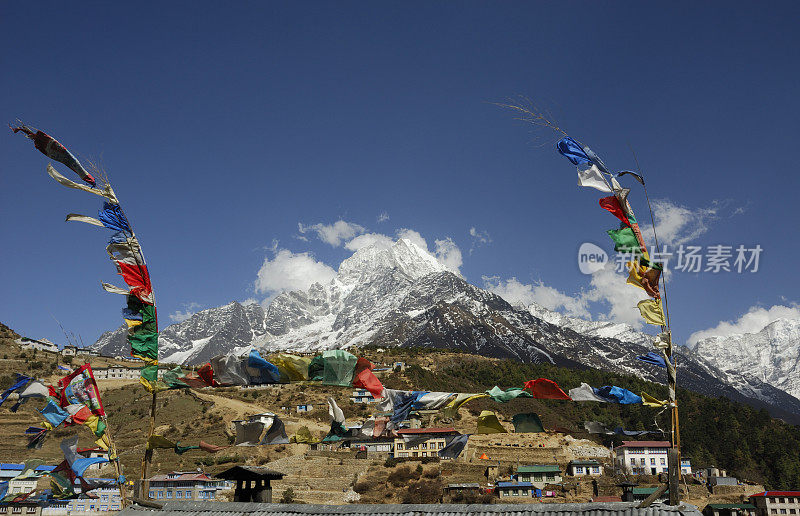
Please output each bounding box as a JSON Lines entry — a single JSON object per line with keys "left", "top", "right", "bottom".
{"left": 485, "top": 386, "right": 533, "bottom": 403}
{"left": 637, "top": 299, "right": 666, "bottom": 326}
{"left": 476, "top": 411, "right": 507, "bottom": 434}
{"left": 512, "top": 413, "right": 545, "bottom": 433}
{"left": 523, "top": 378, "right": 571, "bottom": 400}
{"left": 577, "top": 164, "right": 612, "bottom": 192}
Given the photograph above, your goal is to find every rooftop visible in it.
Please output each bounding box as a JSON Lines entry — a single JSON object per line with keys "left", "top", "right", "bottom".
{"left": 751, "top": 492, "right": 800, "bottom": 497}
{"left": 396, "top": 427, "right": 457, "bottom": 435}
{"left": 150, "top": 473, "right": 214, "bottom": 482}
{"left": 119, "top": 501, "right": 704, "bottom": 516}
{"left": 215, "top": 466, "right": 285, "bottom": 480}
{"left": 497, "top": 482, "right": 534, "bottom": 488}
{"left": 618, "top": 441, "right": 672, "bottom": 449}
{"left": 705, "top": 505, "right": 756, "bottom": 510}
{"left": 518, "top": 465, "right": 561, "bottom": 473}
{"left": 569, "top": 460, "right": 601, "bottom": 466}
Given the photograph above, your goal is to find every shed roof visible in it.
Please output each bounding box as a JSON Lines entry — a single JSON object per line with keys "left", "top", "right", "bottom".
{"left": 497, "top": 482, "right": 533, "bottom": 488}
{"left": 569, "top": 460, "right": 601, "bottom": 466}
{"left": 706, "top": 505, "right": 756, "bottom": 510}
{"left": 518, "top": 465, "right": 561, "bottom": 473}
{"left": 215, "top": 466, "right": 285, "bottom": 480}
{"left": 119, "top": 501, "right": 704, "bottom": 516}
{"left": 618, "top": 441, "right": 671, "bottom": 449}
{"left": 751, "top": 492, "right": 800, "bottom": 497}
{"left": 396, "top": 427, "right": 457, "bottom": 435}
{"left": 446, "top": 484, "right": 481, "bottom": 489}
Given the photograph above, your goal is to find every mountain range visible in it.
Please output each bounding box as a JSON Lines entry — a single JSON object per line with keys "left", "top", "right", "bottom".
{"left": 92, "top": 238, "right": 800, "bottom": 423}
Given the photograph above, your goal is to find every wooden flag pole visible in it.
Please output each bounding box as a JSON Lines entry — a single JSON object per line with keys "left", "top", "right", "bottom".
{"left": 140, "top": 391, "right": 158, "bottom": 498}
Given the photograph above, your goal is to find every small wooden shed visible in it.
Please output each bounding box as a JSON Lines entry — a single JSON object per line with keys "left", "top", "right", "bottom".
{"left": 216, "top": 465, "right": 284, "bottom": 503}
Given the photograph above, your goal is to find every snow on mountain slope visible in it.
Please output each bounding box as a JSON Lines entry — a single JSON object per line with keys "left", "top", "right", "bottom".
{"left": 693, "top": 318, "right": 800, "bottom": 399}
{"left": 91, "top": 238, "right": 800, "bottom": 422}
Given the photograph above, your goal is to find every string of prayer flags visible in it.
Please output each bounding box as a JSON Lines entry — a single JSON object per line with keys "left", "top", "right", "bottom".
{"left": 13, "top": 123, "right": 160, "bottom": 391}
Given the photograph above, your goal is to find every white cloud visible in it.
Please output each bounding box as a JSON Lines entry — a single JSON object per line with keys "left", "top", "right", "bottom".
{"left": 483, "top": 276, "right": 591, "bottom": 319}
{"left": 396, "top": 228, "right": 429, "bottom": 251}
{"left": 434, "top": 237, "right": 463, "bottom": 274}
{"left": 639, "top": 199, "right": 728, "bottom": 247}
{"left": 169, "top": 302, "right": 203, "bottom": 323}
{"left": 298, "top": 220, "right": 365, "bottom": 247}
{"left": 688, "top": 303, "right": 800, "bottom": 346}
{"left": 240, "top": 298, "right": 259, "bottom": 306}
{"left": 483, "top": 263, "right": 649, "bottom": 328}
{"left": 469, "top": 227, "right": 492, "bottom": 254}
{"left": 345, "top": 232, "right": 395, "bottom": 251}
{"left": 377, "top": 212, "right": 390, "bottom": 223}
{"left": 255, "top": 249, "right": 336, "bottom": 303}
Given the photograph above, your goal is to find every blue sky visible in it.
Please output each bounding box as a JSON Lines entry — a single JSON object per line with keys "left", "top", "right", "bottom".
{"left": 2, "top": 1, "right": 799, "bottom": 349}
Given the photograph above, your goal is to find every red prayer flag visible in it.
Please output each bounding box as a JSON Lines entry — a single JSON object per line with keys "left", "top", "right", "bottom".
{"left": 116, "top": 262, "right": 153, "bottom": 304}
{"left": 599, "top": 196, "right": 631, "bottom": 228}
{"left": 523, "top": 378, "right": 572, "bottom": 400}
{"left": 197, "top": 363, "right": 217, "bottom": 387}
{"left": 199, "top": 440, "right": 228, "bottom": 453}
{"left": 353, "top": 367, "right": 383, "bottom": 399}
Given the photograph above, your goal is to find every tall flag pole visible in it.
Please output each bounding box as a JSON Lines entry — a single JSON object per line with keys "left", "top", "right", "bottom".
{"left": 12, "top": 122, "right": 161, "bottom": 504}
{"left": 555, "top": 134, "right": 681, "bottom": 503}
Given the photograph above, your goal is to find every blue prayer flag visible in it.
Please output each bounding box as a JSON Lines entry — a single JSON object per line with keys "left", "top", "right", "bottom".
{"left": 97, "top": 202, "right": 131, "bottom": 233}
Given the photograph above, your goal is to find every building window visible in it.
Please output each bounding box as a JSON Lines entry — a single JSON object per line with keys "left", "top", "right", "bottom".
{"left": 780, "top": 510, "right": 787, "bottom": 515}
{"left": 575, "top": 467, "right": 583, "bottom": 474}
{"left": 186, "top": 490, "right": 192, "bottom": 498}
{"left": 12, "top": 507, "right": 22, "bottom": 514}
{"left": 177, "top": 491, "right": 182, "bottom": 499}
{"left": 771, "top": 510, "right": 778, "bottom": 514}
{"left": 157, "top": 491, "right": 163, "bottom": 499}
{"left": 788, "top": 510, "right": 796, "bottom": 515}
{"left": 0, "top": 507, "right": 7, "bottom": 514}
{"left": 660, "top": 458, "right": 666, "bottom": 465}
{"left": 630, "top": 458, "right": 636, "bottom": 465}
{"left": 26, "top": 508, "right": 36, "bottom": 514}
{"left": 100, "top": 506, "right": 108, "bottom": 512}
{"left": 592, "top": 467, "right": 600, "bottom": 474}
{"left": 166, "top": 491, "right": 172, "bottom": 499}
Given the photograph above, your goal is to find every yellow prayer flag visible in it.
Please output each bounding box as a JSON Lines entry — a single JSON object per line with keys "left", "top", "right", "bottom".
{"left": 626, "top": 261, "right": 647, "bottom": 291}
{"left": 124, "top": 319, "right": 142, "bottom": 329}
{"left": 147, "top": 435, "right": 176, "bottom": 450}
{"left": 637, "top": 299, "right": 665, "bottom": 326}
{"left": 476, "top": 410, "right": 507, "bottom": 434}
{"left": 641, "top": 392, "right": 668, "bottom": 407}
{"left": 440, "top": 393, "right": 488, "bottom": 418}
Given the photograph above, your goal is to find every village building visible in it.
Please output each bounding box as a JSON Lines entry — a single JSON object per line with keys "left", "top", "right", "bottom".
{"left": 0, "top": 463, "right": 55, "bottom": 495}
{"left": 147, "top": 471, "right": 227, "bottom": 501}
{"left": 345, "top": 437, "right": 394, "bottom": 454}
{"left": 0, "top": 500, "right": 41, "bottom": 516}
{"left": 749, "top": 491, "right": 800, "bottom": 516}
{"left": 296, "top": 404, "right": 313, "bottom": 412}
{"left": 393, "top": 427, "right": 458, "bottom": 458}
{"left": 614, "top": 441, "right": 672, "bottom": 475}
{"left": 17, "top": 337, "right": 59, "bottom": 353}
{"left": 495, "top": 481, "right": 536, "bottom": 499}
{"left": 568, "top": 460, "right": 603, "bottom": 476}
{"left": 443, "top": 483, "right": 482, "bottom": 502}
{"left": 516, "top": 465, "right": 562, "bottom": 488}
{"left": 703, "top": 504, "right": 758, "bottom": 516}
{"left": 350, "top": 388, "right": 378, "bottom": 403}
{"left": 42, "top": 480, "right": 122, "bottom": 514}
{"left": 631, "top": 487, "right": 670, "bottom": 503}
{"left": 92, "top": 366, "right": 141, "bottom": 380}
{"left": 77, "top": 447, "right": 110, "bottom": 473}
{"left": 216, "top": 466, "right": 284, "bottom": 503}
{"left": 61, "top": 345, "right": 78, "bottom": 356}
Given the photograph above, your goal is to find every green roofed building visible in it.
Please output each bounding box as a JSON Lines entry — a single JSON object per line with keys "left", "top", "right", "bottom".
{"left": 516, "top": 465, "right": 562, "bottom": 488}
{"left": 702, "top": 504, "right": 756, "bottom": 516}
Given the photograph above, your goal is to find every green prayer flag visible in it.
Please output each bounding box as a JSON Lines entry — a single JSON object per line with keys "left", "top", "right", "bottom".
{"left": 162, "top": 366, "right": 190, "bottom": 388}
{"left": 485, "top": 386, "right": 533, "bottom": 403}
{"left": 511, "top": 413, "right": 545, "bottom": 433}
{"left": 321, "top": 349, "right": 357, "bottom": 386}
{"left": 607, "top": 227, "right": 641, "bottom": 254}
{"left": 129, "top": 331, "right": 158, "bottom": 361}
{"left": 140, "top": 364, "right": 159, "bottom": 382}
{"left": 174, "top": 442, "right": 200, "bottom": 455}
{"left": 308, "top": 355, "right": 324, "bottom": 381}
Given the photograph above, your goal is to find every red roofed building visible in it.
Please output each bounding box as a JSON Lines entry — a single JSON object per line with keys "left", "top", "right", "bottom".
{"left": 750, "top": 491, "right": 800, "bottom": 516}
{"left": 147, "top": 471, "right": 228, "bottom": 502}
{"left": 394, "top": 428, "right": 459, "bottom": 459}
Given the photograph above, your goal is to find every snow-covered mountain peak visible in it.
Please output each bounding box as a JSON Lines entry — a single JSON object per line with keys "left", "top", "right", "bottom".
{"left": 337, "top": 238, "right": 445, "bottom": 284}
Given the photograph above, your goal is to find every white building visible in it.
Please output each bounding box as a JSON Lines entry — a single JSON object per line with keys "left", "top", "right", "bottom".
{"left": 568, "top": 460, "right": 603, "bottom": 476}
{"left": 614, "top": 441, "right": 692, "bottom": 476}
{"left": 42, "top": 481, "right": 122, "bottom": 514}
{"left": 93, "top": 367, "right": 140, "bottom": 380}
{"left": 17, "top": 338, "right": 59, "bottom": 353}
{"left": 0, "top": 463, "right": 56, "bottom": 494}
{"left": 61, "top": 345, "right": 78, "bottom": 356}
{"left": 350, "top": 389, "right": 378, "bottom": 403}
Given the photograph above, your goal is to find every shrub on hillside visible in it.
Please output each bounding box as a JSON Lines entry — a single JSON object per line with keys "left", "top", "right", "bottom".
{"left": 401, "top": 479, "right": 443, "bottom": 504}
